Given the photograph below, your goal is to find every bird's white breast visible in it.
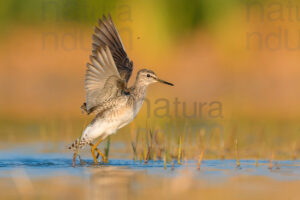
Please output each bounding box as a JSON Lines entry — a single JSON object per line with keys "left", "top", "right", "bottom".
{"left": 81, "top": 97, "right": 145, "bottom": 142}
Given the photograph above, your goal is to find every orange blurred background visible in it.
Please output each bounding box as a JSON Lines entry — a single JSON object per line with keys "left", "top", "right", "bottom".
{"left": 1, "top": 0, "right": 300, "bottom": 122}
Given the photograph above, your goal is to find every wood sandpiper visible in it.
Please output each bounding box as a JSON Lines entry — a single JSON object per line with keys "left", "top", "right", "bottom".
{"left": 69, "top": 14, "right": 173, "bottom": 167}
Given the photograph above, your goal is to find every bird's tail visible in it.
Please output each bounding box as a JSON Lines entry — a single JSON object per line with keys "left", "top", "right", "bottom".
{"left": 80, "top": 102, "right": 88, "bottom": 114}
{"left": 68, "top": 137, "right": 90, "bottom": 152}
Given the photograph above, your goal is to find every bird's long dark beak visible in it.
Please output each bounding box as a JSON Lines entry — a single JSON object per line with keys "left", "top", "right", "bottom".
{"left": 156, "top": 77, "right": 174, "bottom": 86}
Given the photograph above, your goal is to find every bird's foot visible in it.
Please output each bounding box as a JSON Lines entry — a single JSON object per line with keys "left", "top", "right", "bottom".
{"left": 103, "top": 157, "right": 109, "bottom": 164}
{"left": 96, "top": 152, "right": 108, "bottom": 163}
{"left": 92, "top": 157, "right": 98, "bottom": 165}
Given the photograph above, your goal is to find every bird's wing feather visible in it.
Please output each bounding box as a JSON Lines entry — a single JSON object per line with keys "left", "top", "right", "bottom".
{"left": 85, "top": 45, "right": 126, "bottom": 112}
{"left": 92, "top": 14, "right": 133, "bottom": 82}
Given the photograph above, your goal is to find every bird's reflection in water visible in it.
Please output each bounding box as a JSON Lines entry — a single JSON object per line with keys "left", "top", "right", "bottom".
{"left": 89, "top": 167, "right": 136, "bottom": 200}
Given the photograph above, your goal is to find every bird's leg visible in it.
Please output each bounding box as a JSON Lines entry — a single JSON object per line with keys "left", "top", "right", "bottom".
{"left": 89, "top": 143, "right": 99, "bottom": 164}
{"left": 94, "top": 138, "right": 108, "bottom": 163}
{"left": 90, "top": 138, "right": 108, "bottom": 163}
{"left": 95, "top": 147, "right": 108, "bottom": 163}
{"left": 72, "top": 152, "right": 77, "bottom": 167}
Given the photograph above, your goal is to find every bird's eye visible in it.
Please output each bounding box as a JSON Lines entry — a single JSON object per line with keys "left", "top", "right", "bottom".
{"left": 147, "top": 74, "right": 150, "bottom": 78}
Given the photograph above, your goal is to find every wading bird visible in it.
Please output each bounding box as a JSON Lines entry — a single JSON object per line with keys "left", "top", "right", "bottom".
{"left": 69, "top": 14, "right": 173, "bottom": 167}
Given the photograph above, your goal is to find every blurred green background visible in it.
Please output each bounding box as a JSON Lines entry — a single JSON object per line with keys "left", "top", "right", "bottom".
{"left": 0, "top": 0, "right": 299, "bottom": 159}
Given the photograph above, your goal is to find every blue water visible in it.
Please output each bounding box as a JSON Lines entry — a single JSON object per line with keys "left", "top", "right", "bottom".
{"left": 0, "top": 143, "right": 299, "bottom": 181}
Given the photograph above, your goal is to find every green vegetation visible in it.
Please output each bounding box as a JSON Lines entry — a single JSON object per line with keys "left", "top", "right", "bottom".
{"left": 1, "top": 116, "right": 298, "bottom": 162}
{"left": 0, "top": 0, "right": 245, "bottom": 36}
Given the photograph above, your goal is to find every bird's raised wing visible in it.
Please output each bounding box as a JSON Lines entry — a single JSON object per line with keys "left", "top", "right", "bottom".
{"left": 92, "top": 14, "right": 133, "bottom": 83}
{"left": 84, "top": 45, "right": 126, "bottom": 113}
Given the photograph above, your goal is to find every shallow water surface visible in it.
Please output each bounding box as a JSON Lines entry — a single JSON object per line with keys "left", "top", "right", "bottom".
{"left": 0, "top": 143, "right": 300, "bottom": 199}
{"left": 0, "top": 143, "right": 299, "bottom": 181}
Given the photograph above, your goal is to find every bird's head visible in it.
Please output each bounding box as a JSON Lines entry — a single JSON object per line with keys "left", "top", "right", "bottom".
{"left": 136, "top": 69, "right": 174, "bottom": 87}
